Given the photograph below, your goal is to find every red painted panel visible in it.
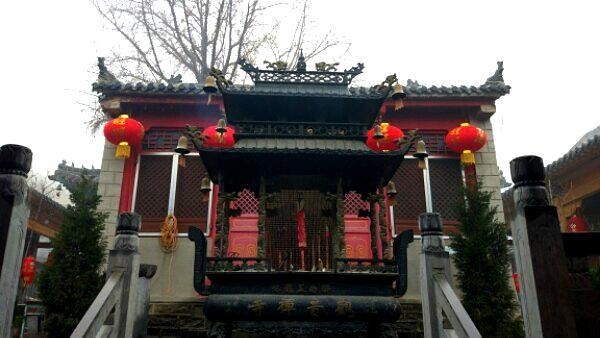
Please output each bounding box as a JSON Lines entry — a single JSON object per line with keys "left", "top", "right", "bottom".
{"left": 227, "top": 216, "right": 258, "bottom": 258}
{"left": 118, "top": 150, "right": 138, "bottom": 213}
{"left": 344, "top": 218, "right": 372, "bottom": 259}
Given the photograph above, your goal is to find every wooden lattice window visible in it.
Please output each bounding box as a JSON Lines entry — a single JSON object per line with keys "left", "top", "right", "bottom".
{"left": 135, "top": 155, "right": 172, "bottom": 232}
{"left": 392, "top": 158, "right": 463, "bottom": 233}
{"left": 430, "top": 159, "right": 463, "bottom": 221}
{"left": 392, "top": 159, "right": 426, "bottom": 227}
{"left": 174, "top": 156, "right": 209, "bottom": 233}
{"left": 232, "top": 189, "right": 259, "bottom": 215}
{"left": 344, "top": 191, "right": 368, "bottom": 216}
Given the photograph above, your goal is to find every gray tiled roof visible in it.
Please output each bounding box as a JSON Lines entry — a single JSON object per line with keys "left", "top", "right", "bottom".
{"left": 546, "top": 125, "right": 600, "bottom": 175}
{"left": 234, "top": 138, "right": 371, "bottom": 152}
{"left": 92, "top": 61, "right": 511, "bottom": 100}
{"left": 93, "top": 79, "right": 510, "bottom": 99}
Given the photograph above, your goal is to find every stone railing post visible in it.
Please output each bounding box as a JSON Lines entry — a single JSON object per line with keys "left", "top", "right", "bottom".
{"left": 134, "top": 264, "right": 157, "bottom": 338}
{"left": 0, "top": 144, "right": 32, "bottom": 338}
{"left": 419, "top": 212, "right": 480, "bottom": 338}
{"left": 108, "top": 212, "right": 141, "bottom": 337}
{"left": 419, "top": 213, "right": 449, "bottom": 338}
{"left": 509, "top": 156, "right": 577, "bottom": 338}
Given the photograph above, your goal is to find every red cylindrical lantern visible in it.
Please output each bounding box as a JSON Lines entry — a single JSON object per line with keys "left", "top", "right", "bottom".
{"left": 21, "top": 256, "right": 36, "bottom": 287}
{"left": 445, "top": 122, "right": 487, "bottom": 164}
{"left": 202, "top": 125, "right": 235, "bottom": 148}
{"left": 366, "top": 123, "right": 404, "bottom": 151}
{"left": 103, "top": 114, "right": 145, "bottom": 159}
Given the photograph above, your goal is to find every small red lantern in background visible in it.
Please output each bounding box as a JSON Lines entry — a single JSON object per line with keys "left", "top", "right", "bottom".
{"left": 202, "top": 119, "right": 235, "bottom": 148}
{"left": 445, "top": 122, "right": 487, "bottom": 164}
{"left": 103, "top": 114, "right": 145, "bottom": 159}
{"left": 366, "top": 123, "right": 404, "bottom": 151}
{"left": 21, "top": 256, "right": 36, "bottom": 287}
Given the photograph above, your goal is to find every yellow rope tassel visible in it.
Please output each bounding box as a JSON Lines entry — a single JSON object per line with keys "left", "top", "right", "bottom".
{"left": 461, "top": 150, "right": 476, "bottom": 164}
{"left": 160, "top": 214, "right": 178, "bottom": 294}
{"left": 160, "top": 214, "right": 178, "bottom": 253}
{"left": 115, "top": 142, "right": 131, "bottom": 159}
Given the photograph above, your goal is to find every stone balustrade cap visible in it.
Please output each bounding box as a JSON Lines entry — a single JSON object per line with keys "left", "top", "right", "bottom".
{"left": 510, "top": 155, "right": 545, "bottom": 187}
{"left": 0, "top": 144, "right": 32, "bottom": 177}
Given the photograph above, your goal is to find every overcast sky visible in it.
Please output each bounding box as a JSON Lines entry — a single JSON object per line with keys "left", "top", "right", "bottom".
{"left": 1, "top": 0, "right": 598, "bottom": 182}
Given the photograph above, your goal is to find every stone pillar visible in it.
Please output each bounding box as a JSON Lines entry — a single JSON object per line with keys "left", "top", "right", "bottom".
{"left": 469, "top": 114, "right": 504, "bottom": 222}
{"left": 418, "top": 213, "right": 449, "bottom": 338}
{"left": 509, "top": 156, "right": 577, "bottom": 338}
{"left": 134, "top": 264, "right": 157, "bottom": 338}
{"left": 97, "top": 141, "right": 124, "bottom": 252}
{"left": 108, "top": 212, "right": 141, "bottom": 337}
{"left": 0, "top": 144, "right": 32, "bottom": 338}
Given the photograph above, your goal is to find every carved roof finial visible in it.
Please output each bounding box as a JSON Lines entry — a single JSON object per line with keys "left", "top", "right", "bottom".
{"left": 296, "top": 49, "right": 307, "bottom": 72}
{"left": 167, "top": 74, "right": 182, "bottom": 85}
{"left": 486, "top": 61, "right": 504, "bottom": 83}
{"left": 96, "top": 57, "right": 119, "bottom": 83}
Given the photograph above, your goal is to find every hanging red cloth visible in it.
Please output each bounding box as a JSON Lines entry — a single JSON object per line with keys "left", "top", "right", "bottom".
{"left": 297, "top": 198, "right": 307, "bottom": 248}
{"left": 567, "top": 213, "right": 589, "bottom": 232}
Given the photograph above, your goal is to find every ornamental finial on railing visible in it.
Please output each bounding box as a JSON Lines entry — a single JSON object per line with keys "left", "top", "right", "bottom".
{"left": 0, "top": 144, "right": 32, "bottom": 177}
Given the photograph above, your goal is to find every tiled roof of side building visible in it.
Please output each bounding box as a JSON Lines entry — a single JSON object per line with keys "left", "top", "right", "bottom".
{"left": 92, "top": 58, "right": 510, "bottom": 100}
{"left": 546, "top": 125, "right": 600, "bottom": 176}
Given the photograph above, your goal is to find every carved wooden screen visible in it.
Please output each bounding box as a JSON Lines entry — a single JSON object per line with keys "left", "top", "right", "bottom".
{"left": 392, "top": 158, "right": 463, "bottom": 234}
{"left": 429, "top": 159, "right": 463, "bottom": 222}
{"left": 135, "top": 155, "right": 172, "bottom": 231}
{"left": 392, "top": 159, "right": 426, "bottom": 233}
{"left": 265, "top": 190, "right": 332, "bottom": 271}
{"left": 174, "top": 156, "right": 209, "bottom": 233}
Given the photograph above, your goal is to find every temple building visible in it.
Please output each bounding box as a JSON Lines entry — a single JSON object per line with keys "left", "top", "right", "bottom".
{"left": 546, "top": 125, "right": 600, "bottom": 232}
{"left": 92, "top": 57, "right": 509, "bottom": 335}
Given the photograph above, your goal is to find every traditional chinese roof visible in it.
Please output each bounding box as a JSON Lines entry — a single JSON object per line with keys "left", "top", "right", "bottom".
{"left": 546, "top": 125, "right": 600, "bottom": 176}
{"left": 92, "top": 58, "right": 510, "bottom": 101}
{"left": 198, "top": 138, "right": 412, "bottom": 194}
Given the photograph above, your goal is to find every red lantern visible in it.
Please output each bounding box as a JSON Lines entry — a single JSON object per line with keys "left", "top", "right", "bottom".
{"left": 366, "top": 123, "right": 404, "bottom": 151}
{"left": 21, "top": 256, "right": 36, "bottom": 287}
{"left": 202, "top": 124, "right": 235, "bottom": 148}
{"left": 103, "top": 114, "right": 145, "bottom": 159}
{"left": 445, "top": 122, "right": 487, "bottom": 164}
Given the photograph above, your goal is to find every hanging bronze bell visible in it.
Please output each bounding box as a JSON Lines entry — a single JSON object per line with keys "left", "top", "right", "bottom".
{"left": 215, "top": 118, "right": 227, "bottom": 134}
{"left": 174, "top": 135, "right": 190, "bottom": 155}
{"left": 386, "top": 181, "right": 398, "bottom": 198}
{"left": 391, "top": 83, "right": 406, "bottom": 100}
{"left": 413, "top": 139, "right": 429, "bottom": 169}
{"left": 200, "top": 176, "right": 212, "bottom": 202}
{"left": 203, "top": 75, "right": 218, "bottom": 93}
{"left": 373, "top": 123, "right": 384, "bottom": 140}
{"left": 200, "top": 176, "right": 212, "bottom": 193}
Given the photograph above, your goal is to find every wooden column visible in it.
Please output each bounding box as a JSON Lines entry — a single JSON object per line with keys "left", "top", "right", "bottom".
{"left": 257, "top": 177, "right": 266, "bottom": 258}
{"left": 368, "top": 194, "right": 378, "bottom": 260}
{"left": 509, "top": 156, "right": 577, "bottom": 338}
{"left": 336, "top": 178, "right": 345, "bottom": 258}
{"left": 0, "top": 144, "right": 32, "bottom": 338}
{"left": 377, "top": 194, "right": 388, "bottom": 259}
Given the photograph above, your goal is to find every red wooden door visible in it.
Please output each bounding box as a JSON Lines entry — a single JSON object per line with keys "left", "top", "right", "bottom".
{"left": 227, "top": 216, "right": 258, "bottom": 257}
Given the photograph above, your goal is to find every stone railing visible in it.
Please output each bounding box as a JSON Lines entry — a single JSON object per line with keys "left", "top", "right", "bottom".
{"left": 419, "top": 213, "right": 481, "bottom": 338}
{"left": 71, "top": 213, "right": 156, "bottom": 338}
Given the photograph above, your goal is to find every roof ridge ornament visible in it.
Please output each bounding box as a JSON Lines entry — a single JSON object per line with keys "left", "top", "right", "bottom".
{"left": 236, "top": 58, "right": 365, "bottom": 86}
{"left": 296, "top": 50, "right": 307, "bottom": 72}
{"left": 167, "top": 74, "right": 182, "bottom": 85}
{"left": 485, "top": 61, "right": 505, "bottom": 83}
{"left": 96, "top": 57, "right": 119, "bottom": 84}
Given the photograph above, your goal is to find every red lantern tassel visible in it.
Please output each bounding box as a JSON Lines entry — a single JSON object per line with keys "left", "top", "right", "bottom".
{"left": 461, "top": 150, "right": 475, "bottom": 165}
{"left": 115, "top": 141, "right": 131, "bottom": 159}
